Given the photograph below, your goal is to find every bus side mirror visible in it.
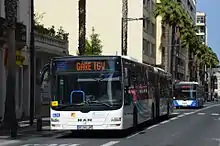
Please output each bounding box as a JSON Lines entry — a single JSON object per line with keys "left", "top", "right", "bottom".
{"left": 124, "top": 68, "right": 130, "bottom": 87}
{"left": 39, "top": 64, "right": 49, "bottom": 85}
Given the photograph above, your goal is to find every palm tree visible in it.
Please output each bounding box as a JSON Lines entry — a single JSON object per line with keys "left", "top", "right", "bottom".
{"left": 78, "top": 0, "right": 86, "bottom": 55}
{"left": 3, "top": 0, "right": 18, "bottom": 137}
{"left": 154, "top": 0, "right": 185, "bottom": 77}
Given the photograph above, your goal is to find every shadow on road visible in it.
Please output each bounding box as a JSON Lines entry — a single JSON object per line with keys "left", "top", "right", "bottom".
{"left": 57, "top": 115, "right": 178, "bottom": 139}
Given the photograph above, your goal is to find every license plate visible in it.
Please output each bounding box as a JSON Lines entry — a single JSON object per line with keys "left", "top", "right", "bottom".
{"left": 77, "top": 125, "right": 93, "bottom": 130}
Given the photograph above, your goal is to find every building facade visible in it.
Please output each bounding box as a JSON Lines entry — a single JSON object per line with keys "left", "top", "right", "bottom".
{"left": 0, "top": 0, "right": 68, "bottom": 120}
{"left": 177, "top": 0, "right": 196, "bottom": 81}
{"left": 156, "top": 0, "right": 196, "bottom": 80}
{"left": 86, "top": 0, "right": 156, "bottom": 64}
{"left": 196, "top": 11, "right": 207, "bottom": 45}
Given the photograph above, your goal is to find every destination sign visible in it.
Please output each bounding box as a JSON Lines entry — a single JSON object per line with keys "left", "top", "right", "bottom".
{"left": 76, "top": 61, "right": 106, "bottom": 71}
{"left": 54, "top": 60, "right": 116, "bottom": 73}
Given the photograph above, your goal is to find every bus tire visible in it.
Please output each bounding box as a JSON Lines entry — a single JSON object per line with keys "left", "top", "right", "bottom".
{"left": 133, "top": 105, "right": 138, "bottom": 130}
{"left": 151, "top": 103, "right": 155, "bottom": 124}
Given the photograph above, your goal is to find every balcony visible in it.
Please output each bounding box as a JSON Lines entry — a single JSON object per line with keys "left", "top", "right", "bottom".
{"left": 35, "top": 31, "right": 69, "bottom": 56}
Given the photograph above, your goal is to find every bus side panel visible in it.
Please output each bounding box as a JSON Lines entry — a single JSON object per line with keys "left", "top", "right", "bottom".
{"left": 158, "top": 75, "right": 171, "bottom": 116}
{"left": 122, "top": 59, "right": 153, "bottom": 129}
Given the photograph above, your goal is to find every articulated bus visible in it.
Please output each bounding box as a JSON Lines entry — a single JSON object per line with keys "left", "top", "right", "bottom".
{"left": 39, "top": 56, "right": 173, "bottom": 131}
{"left": 173, "top": 81, "right": 205, "bottom": 108}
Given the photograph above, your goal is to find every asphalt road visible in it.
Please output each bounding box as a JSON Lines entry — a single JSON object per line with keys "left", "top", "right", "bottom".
{"left": 3, "top": 102, "right": 220, "bottom": 146}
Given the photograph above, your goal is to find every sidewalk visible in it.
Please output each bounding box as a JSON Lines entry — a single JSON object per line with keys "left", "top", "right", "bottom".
{"left": 0, "top": 117, "right": 50, "bottom": 135}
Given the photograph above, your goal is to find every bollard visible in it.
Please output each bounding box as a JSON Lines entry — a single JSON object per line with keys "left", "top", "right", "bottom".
{"left": 36, "top": 118, "right": 42, "bottom": 131}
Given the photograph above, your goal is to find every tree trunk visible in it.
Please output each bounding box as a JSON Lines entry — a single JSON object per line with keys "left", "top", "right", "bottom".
{"left": 170, "top": 25, "right": 177, "bottom": 80}
{"left": 163, "top": 24, "right": 169, "bottom": 72}
{"left": 121, "top": 0, "right": 128, "bottom": 55}
{"left": 3, "top": 0, "right": 18, "bottom": 137}
{"left": 78, "top": 0, "right": 86, "bottom": 55}
{"left": 3, "top": 28, "right": 17, "bottom": 137}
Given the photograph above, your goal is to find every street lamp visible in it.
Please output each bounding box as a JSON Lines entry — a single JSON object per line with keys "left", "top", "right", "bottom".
{"left": 121, "top": 17, "right": 149, "bottom": 56}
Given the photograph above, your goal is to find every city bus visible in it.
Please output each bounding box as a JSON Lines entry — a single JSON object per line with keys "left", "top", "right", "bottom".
{"left": 173, "top": 81, "right": 205, "bottom": 108}
{"left": 39, "top": 55, "right": 173, "bottom": 131}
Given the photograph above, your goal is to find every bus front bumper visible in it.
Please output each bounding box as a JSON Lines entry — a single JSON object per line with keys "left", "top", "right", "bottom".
{"left": 172, "top": 100, "right": 198, "bottom": 107}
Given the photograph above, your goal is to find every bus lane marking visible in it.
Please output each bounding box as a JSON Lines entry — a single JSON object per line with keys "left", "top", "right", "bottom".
{"left": 126, "top": 104, "right": 220, "bottom": 139}
{"left": 100, "top": 141, "right": 120, "bottom": 146}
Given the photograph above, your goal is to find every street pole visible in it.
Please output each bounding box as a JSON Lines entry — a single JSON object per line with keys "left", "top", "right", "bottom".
{"left": 29, "top": 0, "right": 35, "bottom": 125}
{"left": 78, "top": 0, "right": 86, "bottom": 55}
{"left": 121, "top": 0, "right": 128, "bottom": 55}
{"left": 3, "top": 0, "right": 18, "bottom": 138}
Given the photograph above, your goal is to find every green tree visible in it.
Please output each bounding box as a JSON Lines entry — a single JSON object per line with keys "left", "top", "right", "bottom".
{"left": 77, "top": 27, "right": 103, "bottom": 55}
{"left": 33, "top": 12, "right": 69, "bottom": 41}
{"left": 154, "top": 0, "right": 219, "bottom": 81}
{"left": 154, "top": 0, "right": 183, "bottom": 72}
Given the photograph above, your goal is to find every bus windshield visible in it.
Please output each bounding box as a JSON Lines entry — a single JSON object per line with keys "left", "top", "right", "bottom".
{"left": 52, "top": 71, "right": 122, "bottom": 110}
{"left": 174, "top": 84, "right": 196, "bottom": 100}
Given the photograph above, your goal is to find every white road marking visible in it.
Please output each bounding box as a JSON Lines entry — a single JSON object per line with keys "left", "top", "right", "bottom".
{"left": 211, "top": 113, "right": 219, "bottom": 116}
{"left": 100, "top": 141, "right": 120, "bottom": 146}
{"left": 211, "top": 138, "right": 220, "bottom": 146}
{"left": 197, "top": 112, "right": 206, "bottom": 115}
{"left": 19, "top": 117, "right": 50, "bottom": 124}
{"left": 147, "top": 124, "right": 160, "bottom": 130}
{"left": 19, "top": 123, "right": 30, "bottom": 127}
{"left": 170, "top": 117, "right": 178, "bottom": 120}
{"left": 0, "top": 140, "right": 21, "bottom": 146}
{"left": 160, "top": 120, "right": 170, "bottom": 124}
{"left": 43, "top": 126, "right": 50, "bottom": 130}
{"left": 126, "top": 104, "right": 220, "bottom": 139}
{"left": 126, "top": 132, "right": 139, "bottom": 139}
{"left": 177, "top": 114, "right": 185, "bottom": 118}
{"left": 172, "top": 112, "right": 179, "bottom": 115}
{"left": 21, "top": 144, "right": 80, "bottom": 146}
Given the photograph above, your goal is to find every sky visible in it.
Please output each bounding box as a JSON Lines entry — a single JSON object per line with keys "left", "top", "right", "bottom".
{"left": 196, "top": 0, "right": 220, "bottom": 59}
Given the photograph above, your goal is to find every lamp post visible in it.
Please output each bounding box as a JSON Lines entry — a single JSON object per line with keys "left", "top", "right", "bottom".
{"left": 121, "top": 17, "right": 148, "bottom": 56}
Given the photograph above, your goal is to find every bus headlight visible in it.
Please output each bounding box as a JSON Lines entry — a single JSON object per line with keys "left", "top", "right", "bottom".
{"left": 111, "top": 117, "right": 121, "bottom": 122}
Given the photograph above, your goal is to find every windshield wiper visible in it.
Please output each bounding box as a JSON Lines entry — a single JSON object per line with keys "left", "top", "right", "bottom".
{"left": 87, "top": 100, "right": 113, "bottom": 107}
{"left": 55, "top": 103, "right": 85, "bottom": 109}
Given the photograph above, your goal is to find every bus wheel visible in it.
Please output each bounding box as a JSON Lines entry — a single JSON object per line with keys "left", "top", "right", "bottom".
{"left": 133, "top": 105, "right": 138, "bottom": 130}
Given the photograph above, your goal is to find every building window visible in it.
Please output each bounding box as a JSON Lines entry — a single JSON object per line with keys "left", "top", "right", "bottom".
{"left": 146, "top": 19, "right": 150, "bottom": 33}
{"left": 151, "top": 23, "right": 155, "bottom": 37}
{"left": 143, "top": 39, "right": 150, "bottom": 55}
{"left": 197, "top": 16, "right": 205, "bottom": 23}
{"left": 143, "top": 0, "right": 145, "bottom": 5}
{"left": 198, "top": 26, "right": 205, "bottom": 33}
{"left": 150, "top": 43, "right": 155, "bottom": 57}
{"left": 147, "top": 0, "right": 150, "bottom": 9}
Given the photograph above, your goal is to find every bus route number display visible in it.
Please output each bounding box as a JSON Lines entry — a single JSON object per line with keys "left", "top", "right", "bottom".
{"left": 76, "top": 61, "right": 106, "bottom": 71}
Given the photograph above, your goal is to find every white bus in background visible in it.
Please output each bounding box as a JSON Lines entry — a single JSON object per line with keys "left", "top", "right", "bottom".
{"left": 40, "top": 55, "right": 173, "bottom": 131}
{"left": 173, "top": 81, "right": 205, "bottom": 108}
